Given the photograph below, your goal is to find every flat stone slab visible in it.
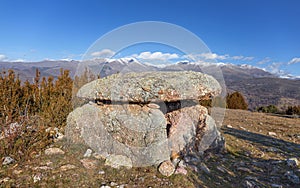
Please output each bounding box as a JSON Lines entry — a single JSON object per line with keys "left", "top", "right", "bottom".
{"left": 77, "top": 71, "right": 221, "bottom": 102}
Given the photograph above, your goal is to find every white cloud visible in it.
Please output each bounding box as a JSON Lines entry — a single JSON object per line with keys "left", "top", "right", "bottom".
{"left": 0, "top": 54, "right": 7, "bottom": 61}
{"left": 231, "top": 55, "right": 254, "bottom": 61}
{"left": 197, "top": 53, "right": 229, "bottom": 60}
{"left": 189, "top": 53, "right": 253, "bottom": 61}
{"left": 231, "top": 55, "right": 244, "bottom": 60}
{"left": 257, "top": 57, "right": 271, "bottom": 65}
{"left": 91, "top": 49, "right": 115, "bottom": 58}
{"left": 288, "top": 57, "right": 300, "bottom": 65}
{"left": 134, "top": 51, "right": 179, "bottom": 61}
{"left": 13, "top": 59, "right": 25, "bottom": 62}
{"left": 241, "top": 56, "right": 255, "bottom": 61}
{"left": 267, "top": 62, "right": 285, "bottom": 75}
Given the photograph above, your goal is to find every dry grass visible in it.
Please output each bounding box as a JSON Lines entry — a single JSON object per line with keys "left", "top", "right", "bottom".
{"left": 1, "top": 109, "right": 300, "bottom": 187}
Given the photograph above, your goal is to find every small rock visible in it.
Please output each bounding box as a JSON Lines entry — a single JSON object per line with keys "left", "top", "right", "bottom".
{"left": 98, "top": 170, "right": 105, "bottom": 175}
{"left": 147, "top": 103, "right": 160, "bottom": 109}
{"left": 80, "top": 158, "right": 98, "bottom": 169}
{"left": 93, "top": 152, "right": 105, "bottom": 159}
{"left": 33, "top": 173, "right": 42, "bottom": 183}
{"left": 83, "top": 149, "right": 93, "bottom": 158}
{"left": 158, "top": 160, "right": 175, "bottom": 177}
{"left": 174, "top": 166, "right": 188, "bottom": 175}
{"left": 287, "top": 158, "right": 299, "bottom": 168}
{"left": 294, "top": 134, "right": 300, "bottom": 139}
{"left": 2, "top": 156, "right": 14, "bottom": 165}
{"left": 268, "top": 132, "right": 277, "bottom": 136}
{"left": 0, "top": 177, "right": 10, "bottom": 184}
{"left": 105, "top": 155, "right": 132, "bottom": 169}
{"left": 226, "top": 124, "right": 233, "bottom": 128}
{"left": 200, "top": 163, "right": 211, "bottom": 174}
{"left": 271, "top": 184, "right": 283, "bottom": 188}
{"left": 284, "top": 171, "right": 300, "bottom": 184}
{"left": 239, "top": 126, "right": 246, "bottom": 130}
{"left": 110, "top": 182, "right": 118, "bottom": 186}
{"left": 55, "top": 132, "right": 64, "bottom": 141}
{"left": 60, "top": 164, "right": 76, "bottom": 171}
{"left": 100, "top": 186, "right": 111, "bottom": 188}
{"left": 44, "top": 147, "right": 65, "bottom": 155}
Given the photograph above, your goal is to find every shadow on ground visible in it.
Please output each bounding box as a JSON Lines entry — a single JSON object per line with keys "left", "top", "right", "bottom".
{"left": 223, "top": 127, "right": 300, "bottom": 158}
{"left": 188, "top": 127, "right": 300, "bottom": 188}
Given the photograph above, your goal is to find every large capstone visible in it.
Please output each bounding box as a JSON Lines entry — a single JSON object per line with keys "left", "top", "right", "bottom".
{"left": 77, "top": 71, "right": 221, "bottom": 102}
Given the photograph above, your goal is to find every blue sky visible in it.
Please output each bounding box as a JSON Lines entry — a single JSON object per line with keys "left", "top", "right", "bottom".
{"left": 0, "top": 0, "right": 300, "bottom": 76}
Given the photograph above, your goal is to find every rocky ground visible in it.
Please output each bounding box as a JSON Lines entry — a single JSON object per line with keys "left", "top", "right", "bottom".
{"left": 1, "top": 109, "right": 300, "bottom": 187}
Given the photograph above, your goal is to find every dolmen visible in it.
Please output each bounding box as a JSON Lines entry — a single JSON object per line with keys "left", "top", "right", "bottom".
{"left": 66, "top": 71, "right": 225, "bottom": 175}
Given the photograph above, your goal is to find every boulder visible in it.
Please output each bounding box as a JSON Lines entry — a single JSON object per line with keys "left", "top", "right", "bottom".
{"left": 66, "top": 71, "right": 224, "bottom": 171}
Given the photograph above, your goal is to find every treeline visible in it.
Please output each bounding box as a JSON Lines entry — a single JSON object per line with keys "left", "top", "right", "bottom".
{"left": 202, "top": 90, "right": 300, "bottom": 116}
{"left": 257, "top": 105, "right": 300, "bottom": 115}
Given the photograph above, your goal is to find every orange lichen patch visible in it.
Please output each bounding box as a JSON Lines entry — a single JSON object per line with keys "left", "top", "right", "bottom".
{"left": 158, "top": 89, "right": 164, "bottom": 95}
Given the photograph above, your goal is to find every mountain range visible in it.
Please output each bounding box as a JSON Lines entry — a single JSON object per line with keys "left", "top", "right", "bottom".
{"left": 1, "top": 58, "right": 299, "bottom": 110}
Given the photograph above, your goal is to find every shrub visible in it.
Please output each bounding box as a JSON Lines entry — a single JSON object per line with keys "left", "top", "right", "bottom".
{"left": 226, "top": 91, "right": 248, "bottom": 110}
{"left": 257, "top": 105, "right": 279, "bottom": 114}
{"left": 0, "top": 68, "right": 73, "bottom": 161}
{"left": 286, "top": 105, "right": 300, "bottom": 115}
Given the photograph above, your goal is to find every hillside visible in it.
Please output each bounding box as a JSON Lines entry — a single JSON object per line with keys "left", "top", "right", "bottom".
{"left": 227, "top": 77, "right": 300, "bottom": 110}
{"left": 1, "top": 59, "right": 300, "bottom": 110}
{"left": 1, "top": 109, "right": 299, "bottom": 187}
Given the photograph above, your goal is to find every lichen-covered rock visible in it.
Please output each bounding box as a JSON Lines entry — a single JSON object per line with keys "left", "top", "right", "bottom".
{"left": 158, "top": 160, "right": 175, "bottom": 177}
{"left": 105, "top": 154, "right": 133, "bottom": 169}
{"left": 66, "top": 103, "right": 170, "bottom": 167}
{"left": 166, "top": 103, "right": 208, "bottom": 153}
{"left": 66, "top": 71, "right": 225, "bottom": 170}
{"left": 77, "top": 71, "right": 221, "bottom": 102}
{"left": 44, "top": 147, "right": 65, "bottom": 155}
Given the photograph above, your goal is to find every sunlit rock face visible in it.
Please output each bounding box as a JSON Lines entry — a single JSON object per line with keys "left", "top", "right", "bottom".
{"left": 66, "top": 71, "right": 224, "bottom": 168}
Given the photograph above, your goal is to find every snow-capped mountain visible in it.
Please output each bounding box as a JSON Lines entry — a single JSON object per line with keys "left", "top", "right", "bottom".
{"left": 1, "top": 58, "right": 300, "bottom": 110}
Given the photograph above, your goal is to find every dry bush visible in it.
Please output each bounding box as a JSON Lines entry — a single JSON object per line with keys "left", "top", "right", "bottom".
{"left": 0, "top": 68, "right": 73, "bottom": 161}
{"left": 226, "top": 91, "right": 248, "bottom": 110}
{"left": 286, "top": 105, "right": 300, "bottom": 115}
